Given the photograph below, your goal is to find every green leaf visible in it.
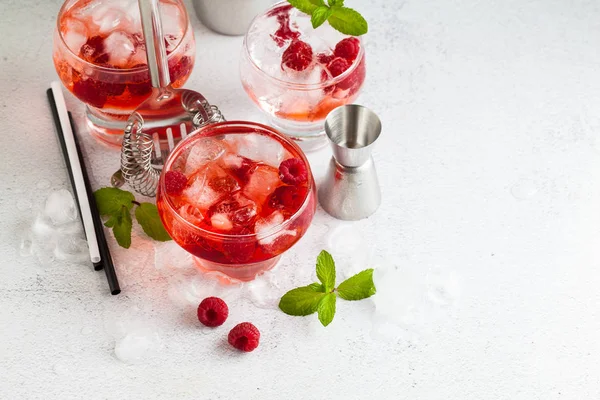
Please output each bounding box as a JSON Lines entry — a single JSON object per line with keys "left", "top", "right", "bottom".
{"left": 328, "top": 7, "right": 368, "bottom": 36}
{"left": 279, "top": 285, "right": 327, "bottom": 316}
{"left": 317, "top": 293, "right": 336, "bottom": 326}
{"left": 112, "top": 206, "right": 133, "bottom": 249}
{"left": 287, "top": 0, "right": 321, "bottom": 15}
{"left": 134, "top": 202, "right": 171, "bottom": 242}
{"left": 94, "top": 187, "right": 135, "bottom": 217}
{"left": 316, "top": 250, "right": 336, "bottom": 292}
{"left": 103, "top": 214, "right": 119, "bottom": 228}
{"left": 337, "top": 268, "right": 376, "bottom": 301}
{"left": 308, "top": 282, "right": 325, "bottom": 292}
{"left": 311, "top": 6, "right": 334, "bottom": 28}
{"left": 328, "top": 0, "right": 344, "bottom": 7}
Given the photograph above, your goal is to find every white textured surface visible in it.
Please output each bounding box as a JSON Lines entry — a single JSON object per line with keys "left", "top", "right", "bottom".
{"left": 2, "top": 0, "right": 600, "bottom": 398}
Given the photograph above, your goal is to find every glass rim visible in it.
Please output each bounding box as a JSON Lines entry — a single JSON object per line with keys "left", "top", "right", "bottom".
{"left": 242, "top": 1, "right": 365, "bottom": 91}
{"left": 55, "top": 0, "right": 191, "bottom": 74}
{"left": 159, "top": 120, "right": 316, "bottom": 240}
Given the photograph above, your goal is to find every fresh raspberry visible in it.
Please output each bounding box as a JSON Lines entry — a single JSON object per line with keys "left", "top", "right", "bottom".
{"left": 337, "top": 57, "right": 366, "bottom": 92}
{"left": 269, "top": 4, "right": 300, "bottom": 47}
{"left": 228, "top": 322, "right": 260, "bottom": 352}
{"left": 268, "top": 185, "right": 308, "bottom": 212}
{"left": 281, "top": 40, "right": 313, "bottom": 72}
{"left": 168, "top": 55, "right": 193, "bottom": 83}
{"left": 279, "top": 158, "right": 308, "bottom": 185}
{"left": 197, "top": 297, "right": 229, "bottom": 327}
{"left": 164, "top": 170, "right": 188, "bottom": 196}
{"left": 326, "top": 57, "right": 351, "bottom": 78}
{"left": 317, "top": 52, "right": 335, "bottom": 65}
{"left": 334, "top": 37, "right": 361, "bottom": 62}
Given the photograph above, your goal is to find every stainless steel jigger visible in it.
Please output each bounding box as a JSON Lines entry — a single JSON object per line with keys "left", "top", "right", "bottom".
{"left": 318, "top": 105, "right": 382, "bottom": 221}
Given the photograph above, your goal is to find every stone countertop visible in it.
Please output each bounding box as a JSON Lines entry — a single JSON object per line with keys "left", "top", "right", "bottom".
{"left": 2, "top": 0, "right": 600, "bottom": 399}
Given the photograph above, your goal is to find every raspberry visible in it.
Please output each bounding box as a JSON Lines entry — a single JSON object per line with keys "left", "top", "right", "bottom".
{"left": 316, "top": 52, "right": 335, "bottom": 65}
{"left": 334, "top": 37, "right": 361, "bottom": 62}
{"left": 197, "top": 297, "right": 229, "bottom": 327}
{"left": 128, "top": 81, "right": 152, "bottom": 97}
{"left": 320, "top": 70, "right": 335, "bottom": 94}
{"left": 268, "top": 185, "right": 308, "bottom": 212}
{"left": 326, "top": 57, "right": 351, "bottom": 78}
{"left": 279, "top": 158, "right": 308, "bottom": 185}
{"left": 80, "top": 35, "right": 105, "bottom": 63}
{"left": 337, "top": 57, "right": 366, "bottom": 92}
{"left": 281, "top": 40, "right": 313, "bottom": 72}
{"left": 164, "top": 170, "right": 188, "bottom": 196}
{"left": 230, "top": 157, "right": 258, "bottom": 184}
{"left": 72, "top": 79, "right": 108, "bottom": 108}
{"left": 228, "top": 322, "right": 260, "bottom": 352}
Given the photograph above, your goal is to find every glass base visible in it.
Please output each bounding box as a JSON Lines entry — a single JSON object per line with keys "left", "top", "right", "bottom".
{"left": 85, "top": 106, "right": 130, "bottom": 147}
{"left": 193, "top": 255, "right": 281, "bottom": 282}
{"left": 269, "top": 117, "right": 328, "bottom": 152}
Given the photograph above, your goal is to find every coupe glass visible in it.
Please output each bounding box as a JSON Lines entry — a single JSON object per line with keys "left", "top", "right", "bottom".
{"left": 52, "top": 0, "right": 195, "bottom": 146}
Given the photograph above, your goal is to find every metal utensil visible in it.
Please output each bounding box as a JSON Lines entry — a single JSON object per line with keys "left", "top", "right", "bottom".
{"left": 111, "top": 0, "right": 224, "bottom": 196}
{"left": 318, "top": 105, "right": 382, "bottom": 221}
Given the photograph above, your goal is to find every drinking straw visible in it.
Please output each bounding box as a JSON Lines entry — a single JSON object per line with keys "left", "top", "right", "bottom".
{"left": 47, "top": 83, "right": 121, "bottom": 295}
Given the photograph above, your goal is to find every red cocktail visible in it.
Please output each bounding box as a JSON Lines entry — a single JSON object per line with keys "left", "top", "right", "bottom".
{"left": 53, "top": 0, "right": 195, "bottom": 146}
{"left": 156, "top": 121, "right": 317, "bottom": 281}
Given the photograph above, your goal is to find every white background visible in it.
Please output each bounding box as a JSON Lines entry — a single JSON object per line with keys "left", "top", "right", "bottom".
{"left": 2, "top": 0, "right": 600, "bottom": 398}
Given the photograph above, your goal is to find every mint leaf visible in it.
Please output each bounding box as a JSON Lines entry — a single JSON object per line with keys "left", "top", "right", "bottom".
{"left": 287, "top": 0, "right": 320, "bottom": 15}
{"left": 316, "top": 250, "right": 336, "bottom": 292}
{"left": 94, "top": 187, "right": 135, "bottom": 216}
{"left": 337, "top": 268, "right": 376, "bottom": 300}
{"left": 309, "top": 282, "right": 325, "bottom": 292}
{"left": 279, "top": 285, "right": 326, "bottom": 316}
{"left": 317, "top": 293, "right": 336, "bottom": 326}
{"left": 112, "top": 206, "right": 133, "bottom": 249}
{"left": 134, "top": 202, "right": 171, "bottom": 242}
{"left": 311, "top": 6, "right": 334, "bottom": 28}
{"left": 328, "top": 7, "right": 368, "bottom": 36}
{"left": 328, "top": 0, "right": 343, "bottom": 7}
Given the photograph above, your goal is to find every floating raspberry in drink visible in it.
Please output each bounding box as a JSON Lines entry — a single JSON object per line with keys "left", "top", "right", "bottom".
{"left": 282, "top": 40, "right": 313, "bottom": 72}
{"left": 334, "top": 37, "right": 361, "bottom": 62}
{"left": 164, "top": 170, "right": 188, "bottom": 196}
{"left": 279, "top": 158, "right": 308, "bottom": 185}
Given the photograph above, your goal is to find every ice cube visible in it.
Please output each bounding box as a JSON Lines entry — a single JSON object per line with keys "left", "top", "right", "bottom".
{"left": 123, "top": 0, "right": 142, "bottom": 32}
{"left": 243, "top": 165, "right": 281, "bottom": 204}
{"left": 211, "top": 192, "right": 258, "bottom": 227}
{"left": 236, "top": 134, "right": 285, "bottom": 168}
{"left": 94, "top": 9, "right": 127, "bottom": 34}
{"left": 114, "top": 328, "right": 162, "bottom": 365}
{"left": 244, "top": 272, "right": 281, "bottom": 309}
{"left": 255, "top": 211, "right": 284, "bottom": 235}
{"left": 255, "top": 211, "right": 299, "bottom": 251}
{"left": 104, "top": 31, "right": 135, "bottom": 67}
{"left": 222, "top": 153, "right": 244, "bottom": 169}
{"left": 210, "top": 213, "right": 233, "bottom": 231}
{"left": 182, "top": 164, "right": 237, "bottom": 210}
{"left": 44, "top": 189, "right": 78, "bottom": 225}
{"left": 62, "top": 17, "right": 88, "bottom": 54}
{"left": 53, "top": 237, "right": 89, "bottom": 263}
{"left": 158, "top": 2, "right": 183, "bottom": 37}
{"left": 184, "top": 138, "right": 226, "bottom": 175}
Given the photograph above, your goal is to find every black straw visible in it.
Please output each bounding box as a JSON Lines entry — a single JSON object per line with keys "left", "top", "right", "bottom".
{"left": 47, "top": 88, "right": 121, "bottom": 295}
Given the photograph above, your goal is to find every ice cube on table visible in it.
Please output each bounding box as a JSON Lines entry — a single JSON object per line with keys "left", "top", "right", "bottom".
{"left": 62, "top": 17, "right": 88, "bottom": 54}
{"left": 53, "top": 237, "right": 89, "bottom": 263}
{"left": 114, "top": 327, "right": 162, "bottom": 365}
{"left": 243, "top": 165, "right": 281, "bottom": 204}
{"left": 44, "top": 189, "right": 78, "bottom": 225}
{"left": 184, "top": 138, "right": 226, "bottom": 175}
{"left": 235, "top": 134, "right": 285, "bottom": 168}
{"left": 104, "top": 31, "right": 135, "bottom": 67}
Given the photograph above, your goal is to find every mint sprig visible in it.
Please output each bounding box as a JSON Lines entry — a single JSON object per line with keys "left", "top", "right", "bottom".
{"left": 279, "top": 250, "right": 376, "bottom": 327}
{"left": 287, "top": 0, "right": 368, "bottom": 35}
{"left": 94, "top": 187, "right": 171, "bottom": 249}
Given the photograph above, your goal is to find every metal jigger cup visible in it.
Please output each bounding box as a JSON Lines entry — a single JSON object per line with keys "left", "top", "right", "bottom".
{"left": 318, "top": 105, "right": 382, "bottom": 221}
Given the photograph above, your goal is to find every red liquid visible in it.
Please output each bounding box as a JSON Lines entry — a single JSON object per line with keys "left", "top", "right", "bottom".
{"left": 157, "top": 122, "right": 316, "bottom": 280}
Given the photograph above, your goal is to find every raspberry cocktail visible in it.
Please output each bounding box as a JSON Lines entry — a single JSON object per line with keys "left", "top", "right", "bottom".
{"left": 53, "top": 0, "right": 195, "bottom": 146}
{"left": 156, "top": 121, "right": 317, "bottom": 281}
{"left": 240, "top": 2, "right": 366, "bottom": 151}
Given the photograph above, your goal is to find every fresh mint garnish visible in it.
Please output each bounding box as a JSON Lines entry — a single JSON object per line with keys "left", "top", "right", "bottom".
{"left": 287, "top": 0, "right": 368, "bottom": 35}
{"left": 94, "top": 187, "right": 171, "bottom": 249}
{"left": 279, "top": 250, "right": 376, "bottom": 326}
